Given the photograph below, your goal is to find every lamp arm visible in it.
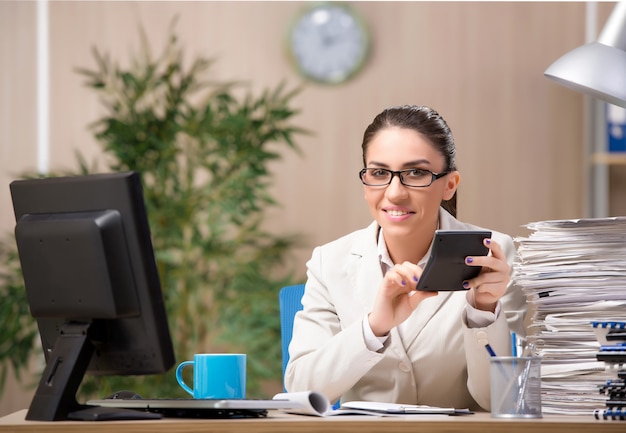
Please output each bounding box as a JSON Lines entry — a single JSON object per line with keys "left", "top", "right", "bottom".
{"left": 598, "top": 1, "right": 626, "bottom": 49}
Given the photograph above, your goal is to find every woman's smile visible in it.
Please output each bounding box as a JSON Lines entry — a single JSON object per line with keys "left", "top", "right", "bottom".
{"left": 383, "top": 207, "right": 414, "bottom": 220}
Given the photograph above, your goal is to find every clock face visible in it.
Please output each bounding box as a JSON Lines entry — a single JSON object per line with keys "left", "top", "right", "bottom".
{"left": 288, "top": 4, "right": 370, "bottom": 84}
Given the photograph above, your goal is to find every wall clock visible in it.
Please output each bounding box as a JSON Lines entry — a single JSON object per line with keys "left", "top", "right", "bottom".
{"left": 287, "top": 3, "right": 371, "bottom": 85}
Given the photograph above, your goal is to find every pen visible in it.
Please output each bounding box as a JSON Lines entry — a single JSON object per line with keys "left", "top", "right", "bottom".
{"left": 485, "top": 343, "right": 511, "bottom": 381}
{"left": 514, "top": 342, "right": 537, "bottom": 413}
{"left": 511, "top": 332, "right": 518, "bottom": 357}
{"left": 484, "top": 343, "right": 498, "bottom": 358}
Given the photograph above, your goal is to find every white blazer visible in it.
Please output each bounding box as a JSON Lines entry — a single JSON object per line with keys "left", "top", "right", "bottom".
{"left": 285, "top": 208, "right": 527, "bottom": 411}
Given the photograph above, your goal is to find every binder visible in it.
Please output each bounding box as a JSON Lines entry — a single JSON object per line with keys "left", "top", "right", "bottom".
{"left": 593, "top": 321, "right": 626, "bottom": 421}
{"left": 594, "top": 407, "right": 625, "bottom": 421}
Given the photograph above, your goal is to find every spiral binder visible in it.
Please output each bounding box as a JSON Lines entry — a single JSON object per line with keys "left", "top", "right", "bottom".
{"left": 594, "top": 407, "right": 625, "bottom": 421}
{"left": 592, "top": 321, "right": 626, "bottom": 421}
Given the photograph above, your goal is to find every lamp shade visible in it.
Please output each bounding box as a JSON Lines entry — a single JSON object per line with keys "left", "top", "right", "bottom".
{"left": 544, "top": 2, "right": 626, "bottom": 108}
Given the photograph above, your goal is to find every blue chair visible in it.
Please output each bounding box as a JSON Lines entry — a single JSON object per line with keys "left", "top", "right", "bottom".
{"left": 279, "top": 284, "right": 340, "bottom": 410}
{"left": 279, "top": 284, "right": 306, "bottom": 383}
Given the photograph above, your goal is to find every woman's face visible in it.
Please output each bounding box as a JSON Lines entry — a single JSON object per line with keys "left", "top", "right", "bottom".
{"left": 363, "top": 126, "right": 459, "bottom": 241}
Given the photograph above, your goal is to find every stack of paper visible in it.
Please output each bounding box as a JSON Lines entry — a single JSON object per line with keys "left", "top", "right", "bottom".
{"left": 513, "top": 217, "right": 626, "bottom": 415}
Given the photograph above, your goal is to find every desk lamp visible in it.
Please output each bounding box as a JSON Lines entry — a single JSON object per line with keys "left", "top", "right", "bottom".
{"left": 544, "top": 2, "right": 626, "bottom": 108}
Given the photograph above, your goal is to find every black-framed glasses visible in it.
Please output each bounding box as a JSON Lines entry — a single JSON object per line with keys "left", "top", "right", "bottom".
{"left": 359, "top": 168, "right": 449, "bottom": 188}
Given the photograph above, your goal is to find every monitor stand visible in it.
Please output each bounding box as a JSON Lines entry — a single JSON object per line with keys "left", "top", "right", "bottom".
{"left": 26, "top": 321, "right": 160, "bottom": 421}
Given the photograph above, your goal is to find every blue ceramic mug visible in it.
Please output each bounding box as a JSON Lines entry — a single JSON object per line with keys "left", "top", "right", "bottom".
{"left": 175, "top": 353, "right": 246, "bottom": 399}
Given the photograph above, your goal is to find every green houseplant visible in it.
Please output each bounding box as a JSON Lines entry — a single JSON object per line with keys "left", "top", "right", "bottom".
{"left": 0, "top": 238, "right": 38, "bottom": 394}
{"left": 0, "top": 24, "right": 306, "bottom": 400}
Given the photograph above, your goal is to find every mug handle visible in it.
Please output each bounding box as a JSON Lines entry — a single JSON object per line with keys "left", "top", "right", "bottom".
{"left": 175, "top": 361, "right": 195, "bottom": 396}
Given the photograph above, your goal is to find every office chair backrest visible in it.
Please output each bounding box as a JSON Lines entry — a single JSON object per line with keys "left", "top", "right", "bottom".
{"left": 279, "top": 284, "right": 305, "bottom": 382}
{"left": 278, "top": 283, "right": 341, "bottom": 410}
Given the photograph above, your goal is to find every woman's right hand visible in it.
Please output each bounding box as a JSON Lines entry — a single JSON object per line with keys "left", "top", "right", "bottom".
{"left": 367, "top": 261, "right": 438, "bottom": 337}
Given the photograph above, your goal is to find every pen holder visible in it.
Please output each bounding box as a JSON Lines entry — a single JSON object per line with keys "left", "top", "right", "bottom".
{"left": 490, "top": 356, "right": 542, "bottom": 418}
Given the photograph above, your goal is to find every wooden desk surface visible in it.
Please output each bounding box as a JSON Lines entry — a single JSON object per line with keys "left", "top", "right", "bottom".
{"left": 0, "top": 409, "right": 623, "bottom": 433}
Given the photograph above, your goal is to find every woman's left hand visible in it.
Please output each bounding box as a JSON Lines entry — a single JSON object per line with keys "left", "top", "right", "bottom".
{"left": 463, "top": 238, "right": 510, "bottom": 313}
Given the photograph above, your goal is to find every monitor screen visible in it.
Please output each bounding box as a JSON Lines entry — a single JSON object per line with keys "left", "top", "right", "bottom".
{"left": 10, "top": 171, "right": 175, "bottom": 421}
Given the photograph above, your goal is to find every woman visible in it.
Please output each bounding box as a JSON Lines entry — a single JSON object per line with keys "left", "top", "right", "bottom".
{"left": 284, "top": 105, "right": 527, "bottom": 411}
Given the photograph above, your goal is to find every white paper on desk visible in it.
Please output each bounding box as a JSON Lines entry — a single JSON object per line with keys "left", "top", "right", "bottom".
{"left": 340, "top": 401, "right": 471, "bottom": 415}
{"left": 271, "top": 392, "right": 426, "bottom": 417}
{"left": 272, "top": 391, "right": 335, "bottom": 416}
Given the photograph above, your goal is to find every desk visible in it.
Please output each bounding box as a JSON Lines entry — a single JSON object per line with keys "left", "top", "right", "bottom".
{"left": 0, "top": 409, "right": 623, "bottom": 433}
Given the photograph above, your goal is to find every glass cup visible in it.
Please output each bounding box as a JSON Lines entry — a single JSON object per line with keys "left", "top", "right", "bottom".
{"left": 490, "top": 356, "right": 542, "bottom": 418}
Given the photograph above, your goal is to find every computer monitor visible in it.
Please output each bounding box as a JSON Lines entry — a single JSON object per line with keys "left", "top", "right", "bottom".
{"left": 9, "top": 171, "right": 175, "bottom": 421}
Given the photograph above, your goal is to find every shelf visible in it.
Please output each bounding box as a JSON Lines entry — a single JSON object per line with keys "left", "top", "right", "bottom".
{"left": 592, "top": 152, "right": 626, "bottom": 165}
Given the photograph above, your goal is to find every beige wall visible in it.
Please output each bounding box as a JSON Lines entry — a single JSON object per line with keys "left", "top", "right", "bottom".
{"left": 0, "top": 0, "right": 615, "bottom": 415}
